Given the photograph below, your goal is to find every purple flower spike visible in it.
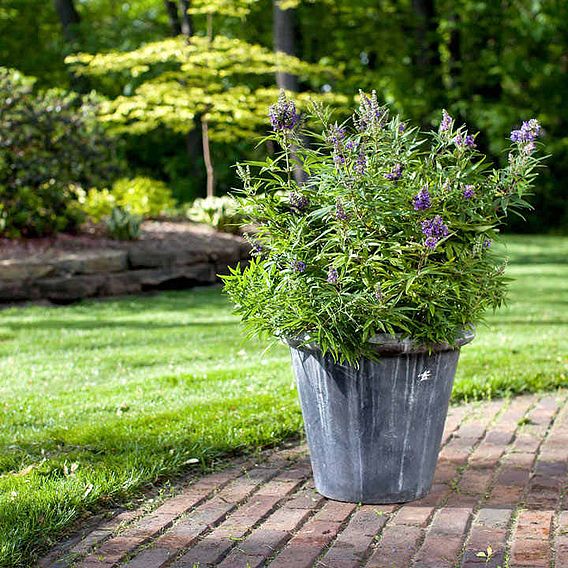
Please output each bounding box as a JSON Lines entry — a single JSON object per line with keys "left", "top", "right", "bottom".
{"left": 463, "top": 185, "right": 475, "bottom": 199}
{"left": 424, "top": 236, "right": 439, "bottom": 249}
{"left": 510, "top": 118, "right": 541, "bottom": 143}
{"left": 440, "top": 110, "right": 453, "bottom": 132}
{"left": 413, "top": 185, "right": 431, "bottom": 210}
{"left": 345, "top": 139, "right": 358, "bottom": 151}
{"left": 384, "top": 163, "right": 403, "bottom": 181}
{"left": 333, "top": 153, "right": 346, "bottom": 167}
{"left": 465, "top": 134, "right": 476, "bottom": 148}
{"left": 483, "top": 239, "right": 492, "bottom": 249}
{"left": 289, "top": 192, "right": 309, "bottom": 213}
{"left": 421, "top": 215, "right": 449, "bottom": 248}
{"left": 291, "top": 260, "right": 306, "bottom": 273}
{"left": 336, "top": 200, "right": 348, "bottom": 221}
{"left": 268, "top": 91, "right": 300, "bottom": 132}
{"left": 326, "top": 124, "right": 346, "bottom": 146}
{"left": 354, "top": 150, "right": 367, "bottom": 175}
{"left": 327, "top": 268, "right": 339, "bottom": 284}
{"left": 356, "top": 90, "right": 383, "bottom": 132}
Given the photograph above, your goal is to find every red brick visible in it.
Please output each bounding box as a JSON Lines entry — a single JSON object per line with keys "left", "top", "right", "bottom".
{"left": 515, "top": 510, "right": 553, "bottom": 539}
{"left": 217, "top": 529, "right": 290, "bottom": 568}
{"left": 320, "top": 506, "right": 390, "bottom": 567}
{"left": 509, "top": 538, "right": 550, "bottom": 567}
{"left": 392, "top": 506, "right": 434, "bottom": 527}
{"left": 312, "top": 501, "right": 356, "bottom": 522}
{"left": 270, "top": 519, "right": 341, "bottom": 568}
{"left": 411, "top": 508, "right": 471, "bottom": 567}
{"left": 365, "top": 525, "right": 422, "bottom": 567}
{"left": 461, "top": 509, "right": 513, "bottom": 568}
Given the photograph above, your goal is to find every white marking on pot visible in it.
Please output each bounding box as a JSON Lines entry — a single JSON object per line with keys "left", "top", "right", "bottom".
{"left": 418, "top": 369, "right": 431, "bottom": 382}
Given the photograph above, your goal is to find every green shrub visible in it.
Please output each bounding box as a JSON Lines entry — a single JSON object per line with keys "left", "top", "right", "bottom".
{"left": 186, "top": 195, "right": 242, "bottom": 234}
{"left": 80, "top": 188, "right": 117, "bottom": 223}
{"left": 222, "top": 92, "right": 546, "bottom": 364}
{"left": 0, "top": 67, "right": 121, "bottom": 238}
{"left": 105, "top": 206, "right": 142, "bottom": 240}
{"left": 112, "top": 177, "right": 176, "bottom": 217}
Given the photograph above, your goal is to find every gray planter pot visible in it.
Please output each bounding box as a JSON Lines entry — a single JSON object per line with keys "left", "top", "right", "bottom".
{"left": 286, "top": 330, "right": 474, "bottom": 504}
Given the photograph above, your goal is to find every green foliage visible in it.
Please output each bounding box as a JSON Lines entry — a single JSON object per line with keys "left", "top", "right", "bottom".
{"left": 187, "top": 195, "right": 243, "bottom": 233}
{"left": 105, "top": 206, "right": 142, "bottom": 240}
{"left": 80, "top": 188, "right": 116, "bottom": 222}
{"left": 81, "top": 177, "right": 176, "bottom": 222}
{"left": 0, "top": 67, "right": 120, "bottom": 238}
{"left": 222, "top": 93, "right": 546, "bottom": 364}
{"left": 111, "top": 177, "right": 176, "bottom": 217}
{"left": 66, "top": 35, "right": 342, "bottom": 142}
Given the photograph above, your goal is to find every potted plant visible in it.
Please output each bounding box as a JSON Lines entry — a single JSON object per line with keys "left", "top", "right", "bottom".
{"left": 222, "top": 91, "right": 544, "bottom": 504}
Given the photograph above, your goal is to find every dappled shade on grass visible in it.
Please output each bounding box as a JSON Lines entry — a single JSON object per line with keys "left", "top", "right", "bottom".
{"left": 0, "top": 235, "right": 566, "bottom": 566}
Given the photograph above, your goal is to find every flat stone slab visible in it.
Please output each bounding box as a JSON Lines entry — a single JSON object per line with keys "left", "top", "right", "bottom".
{"left": 0, "top": 222, "right": 250, "bottom": 303}
{"left": 40, "top": 391, "right": 568, "bottom": 567}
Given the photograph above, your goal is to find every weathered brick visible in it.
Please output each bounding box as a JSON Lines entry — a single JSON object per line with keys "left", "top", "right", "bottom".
{"left": 509, "top": 538, "right": 550, "bottom": 567}
{"left": 217, "top": 529, "right": 290, "bottom": 567}
{"left": 270, "top": 519, "right": 345, "bottom": 568}
{"left": 365, "top": 525, "right": 422, "bottom": 567}
{"left": 391, "top": 506, "right": 433, "bottom": 527}
{"left": 411, "top": 508, "right": 471, "bottom": 567}
{"left": 320, "top": 506, "right": 390, "bottom": 567}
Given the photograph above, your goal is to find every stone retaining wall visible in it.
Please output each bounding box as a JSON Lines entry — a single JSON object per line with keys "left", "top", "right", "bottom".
{"left": 0, "top": 222, "right": 250, "bottom": 303}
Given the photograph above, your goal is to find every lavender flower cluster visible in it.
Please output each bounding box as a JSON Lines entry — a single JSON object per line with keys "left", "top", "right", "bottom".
{"left": 327, "top": 267, "right": 339, "bottom": 284}
{"left": 291, "top": 259, "right": 306, "bottom": 273}
{"left": 463, "top": 185, "right": 475, "bottom": 199}
{"left": 421, "top": 216, "right": 449, "bottom": 249}
{"left": 355, "top": 90, "right": 383, "bottom": 132}
{"left": 384, "top": 163, "right": 403, "bottom": 181}
{"left": 335, "top": 199, "right": 348, "bottom": 221}
{"left": 327, "top": 124, "right": 347, "bottom": 167}
{"left": 510, "top": 119, "right": 541, "bottom": 143}
{"left": 268, "top": 92, "right": 300, "bottom": 132}
{"left": 440, "top": 110, "right": 453, "bottom": 132}
{"left": 413, "top": 185, "right": 431, "bottom": 210}
{"left": 354, "top": 150, "right": 367, "bottom": 175}
{"left": 289, "top": 192, "right": 309, "bottom": 213}
{"left": 454, "top": 132, "right": 476, "bottom": 148}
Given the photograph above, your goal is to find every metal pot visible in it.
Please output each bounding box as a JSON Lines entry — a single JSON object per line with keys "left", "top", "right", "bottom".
{"left": 286, "top": 330, "right": 474, "bottom": 504}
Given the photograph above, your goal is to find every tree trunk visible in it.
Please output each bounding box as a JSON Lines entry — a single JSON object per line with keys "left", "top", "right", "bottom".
{"left": 201, "top": 117, "right": 215, "bottom": 198}
{"left": 273, "top": 1, "right": 299, "bottom": 91}
{"left": 446, "top": 12, "right": 461, "bottom": 92}
{"left": 53, "top": 0, "right": 81, "bottom": 42}
{"left": 164, "top": 1, "right": 182, "bottom": 36}
{"left": 179, "top": 0, "right": 193, "bottom": 37}
{"left": 412, "top": 0, "right": 440, "bottom": 70}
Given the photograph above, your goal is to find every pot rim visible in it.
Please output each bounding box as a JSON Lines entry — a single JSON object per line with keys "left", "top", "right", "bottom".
{"left": 282, "top": 327, "right": 475, "bottom": 355}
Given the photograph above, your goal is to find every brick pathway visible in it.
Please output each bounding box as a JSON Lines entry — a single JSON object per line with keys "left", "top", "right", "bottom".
{"left": 41, "top": 392, "right": 568, "bottom": 568}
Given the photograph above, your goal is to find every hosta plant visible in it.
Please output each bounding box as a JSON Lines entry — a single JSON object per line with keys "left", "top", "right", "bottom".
{"left": 222, "top": 91, "right": 545, "bottom": 364}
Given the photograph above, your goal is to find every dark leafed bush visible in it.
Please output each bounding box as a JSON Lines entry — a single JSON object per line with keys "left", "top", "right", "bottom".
{"left": 0, "top": 67, "right": 121, "bottom": 237}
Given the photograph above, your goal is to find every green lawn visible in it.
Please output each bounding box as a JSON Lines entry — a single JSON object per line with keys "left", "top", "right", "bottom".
{"left": 0, "top": 235, "right": 567, "bottom": 566}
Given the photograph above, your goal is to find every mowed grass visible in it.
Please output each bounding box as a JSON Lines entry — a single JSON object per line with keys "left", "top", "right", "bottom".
{"left": 0, "top": 235, "right": 566, "bottom": 566}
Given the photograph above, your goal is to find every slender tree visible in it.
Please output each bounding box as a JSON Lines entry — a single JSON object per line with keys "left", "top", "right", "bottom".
{"left": 53, "top": 0, "right": 80, "bottom": 42}
{"left": 273, "top": 1, "right": 298, "bottom": 91}
{"left": 164, "top": 1, "right": 182, "bottom": 36}
{"left": 179, "top": 0, "right": 194, "bottom": 37}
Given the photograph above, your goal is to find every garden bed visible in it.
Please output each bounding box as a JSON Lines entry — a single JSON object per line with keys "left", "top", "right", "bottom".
{"left": 0, "top": 221, "right": 250, "bottom": 303}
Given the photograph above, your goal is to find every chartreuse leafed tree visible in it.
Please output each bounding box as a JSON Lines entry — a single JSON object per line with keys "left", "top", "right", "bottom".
{"left": 66, "top": 0, "right": 344, "bottom": 196}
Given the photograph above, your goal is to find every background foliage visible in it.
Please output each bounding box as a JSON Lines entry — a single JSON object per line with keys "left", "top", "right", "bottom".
{"left": 0, "top": 0, "right": 566, "bottom": 231}
{"left": 0, "top": 68, "right": 120, "bottom": 237}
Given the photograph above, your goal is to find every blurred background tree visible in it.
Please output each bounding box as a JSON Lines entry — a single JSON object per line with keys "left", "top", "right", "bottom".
{"left": 1, "top": 0, "right": 566, "bottom": 232}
